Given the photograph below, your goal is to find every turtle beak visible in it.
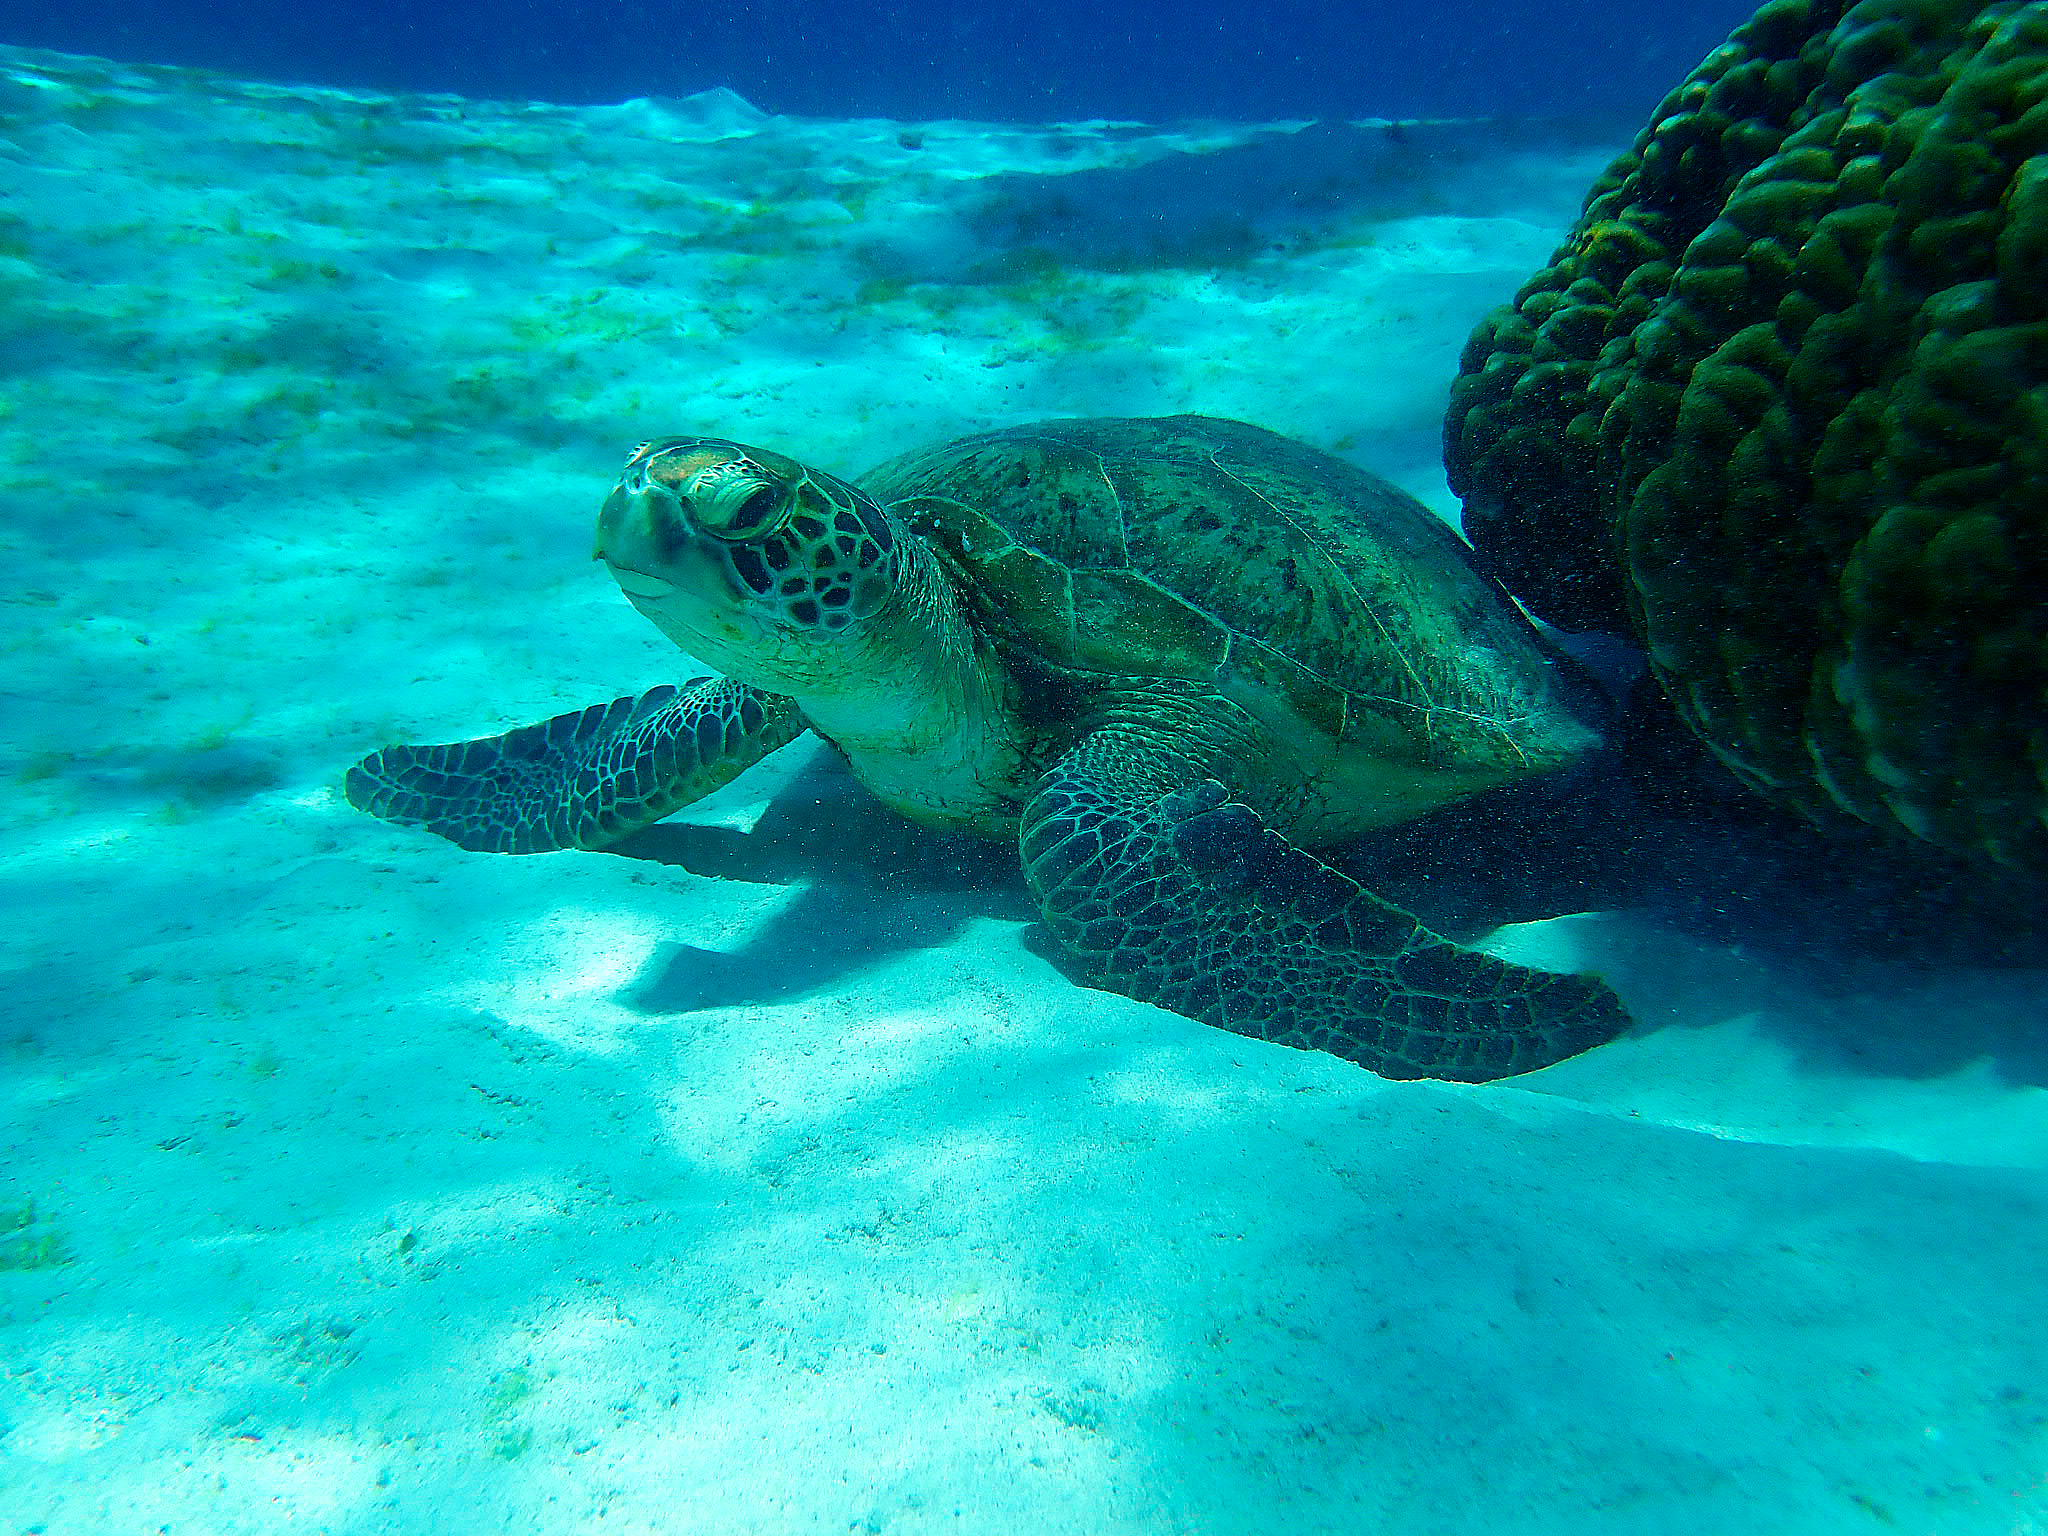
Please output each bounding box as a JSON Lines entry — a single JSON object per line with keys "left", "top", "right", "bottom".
{"left": 592, "top": 482, "right": 681, "bottom": 590}
{"left": 594, "top": 477, "right": 744, "bottom": 619}
{"left": 609, "top": 564, "right": 680, "bottom": 601}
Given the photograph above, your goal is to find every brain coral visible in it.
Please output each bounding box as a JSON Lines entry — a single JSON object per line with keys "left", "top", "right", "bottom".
{"left": 1445, "top": 0, "right": 2048, "bottom": 873}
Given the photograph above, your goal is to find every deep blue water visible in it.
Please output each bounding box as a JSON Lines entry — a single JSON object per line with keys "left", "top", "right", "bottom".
{"left": 0, "top": 0, "right": 1759, "bottom": 122}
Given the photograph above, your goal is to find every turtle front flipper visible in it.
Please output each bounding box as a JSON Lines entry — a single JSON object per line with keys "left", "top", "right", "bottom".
{"left": 1020, "top": 731, "right": 1627, "bottom": 1082}
{"left": 345, "top": 678, "right": 806, "bottom": 854}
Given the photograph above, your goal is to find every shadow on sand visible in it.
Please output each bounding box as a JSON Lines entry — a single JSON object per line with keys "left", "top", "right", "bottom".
{"left": 580, "top": 735, "right": 2048, "bottom": 1087}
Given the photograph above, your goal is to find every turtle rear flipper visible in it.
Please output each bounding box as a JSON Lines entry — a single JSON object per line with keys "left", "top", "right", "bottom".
{"left": 1020, "top": 730, "right": 1628, "bottom": 1082}
{"left": 345, "top": 678, "right": 806, "bottom": 854}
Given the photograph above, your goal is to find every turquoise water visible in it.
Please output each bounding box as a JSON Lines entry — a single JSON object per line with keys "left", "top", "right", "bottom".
{"left": 3, "top": 39, "right": 2046, "bottom": 1536}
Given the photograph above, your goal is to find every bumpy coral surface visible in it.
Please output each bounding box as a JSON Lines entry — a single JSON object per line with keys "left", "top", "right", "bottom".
{"left": 1446, "top": 0, "right": 2048, "bottom": 872}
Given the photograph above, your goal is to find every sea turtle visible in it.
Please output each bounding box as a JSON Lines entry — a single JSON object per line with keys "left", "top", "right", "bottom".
{"left": 346, "top": 414, "right": 1628, "bottom": 1081}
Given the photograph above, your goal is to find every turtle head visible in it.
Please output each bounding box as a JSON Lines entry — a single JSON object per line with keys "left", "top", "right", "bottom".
{"left": 594, "top": 436, "right": 905, "bottom": 682}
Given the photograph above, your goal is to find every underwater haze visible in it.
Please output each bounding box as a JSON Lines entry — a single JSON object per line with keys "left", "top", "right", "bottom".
{"left": 6, "top": 2, "right": 2048, "bottom": 1534}
{"left": 0, "top": 0, "right": 1761, "bottom": 122}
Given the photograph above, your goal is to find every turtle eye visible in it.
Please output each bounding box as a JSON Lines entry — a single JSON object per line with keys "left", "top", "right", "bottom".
{"left": 725, "top": 485, "right": 787, "bottom": 539}
{"left": 690, "top": 483, "right": 789, "bottom": 542}
{"left": 666, "top": 456, "right": 794, "bottom": 541}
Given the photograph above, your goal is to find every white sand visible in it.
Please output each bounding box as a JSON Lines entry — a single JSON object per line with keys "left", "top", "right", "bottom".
{"left": 4, "top": 43, "right": 2047, "bottom": 1536}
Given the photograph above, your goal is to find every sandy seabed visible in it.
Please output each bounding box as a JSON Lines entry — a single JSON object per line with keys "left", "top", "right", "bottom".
{"left": 3, "top": 42, "right": 2047, "bottom": 1536}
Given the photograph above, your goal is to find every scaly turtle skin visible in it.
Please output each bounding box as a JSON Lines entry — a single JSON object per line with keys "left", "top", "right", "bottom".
{"left": 1445, "top": 0, "right": 2048, "bottom": 874}
{"left": 347, "top": 415, "right": 1627, "bottom": 1082}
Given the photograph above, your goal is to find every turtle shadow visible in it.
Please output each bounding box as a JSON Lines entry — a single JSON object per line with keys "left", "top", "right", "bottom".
{"left": 609, "top": 755, "right": 1018, "bottom": 895}
{"left": 600, "top": 750, "right": 1030, "bottom": 1013}
{"left": 599, "top": 745, "right": 1624, "bottom": 1017}
{"left": 594, "top": 740, "right": 2048, "bottom": 1084}
{"left": 1344, "top": 744, "right": 2048, "bottom": 962}
{"left": 1628, "top": 815, "right": 2048, "bottom": 1087}
{"left": 616, "top": 880, "right": 1030, "bottom": 1013}
{"left": 1411, "top": 746, "right": 2048, "bottom": 1085}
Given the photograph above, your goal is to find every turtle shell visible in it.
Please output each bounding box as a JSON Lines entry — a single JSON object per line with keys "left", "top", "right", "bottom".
{"left": 857, "top": 414, "right": 1597, "bottom": 791}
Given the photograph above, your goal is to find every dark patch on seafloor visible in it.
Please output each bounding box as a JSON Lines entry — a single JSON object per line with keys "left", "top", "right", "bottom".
{"left": 590, "top": 718, "right": 2048, "bottom": 1083}
{"left": 600, "top": 749, "right": 1025, "bottom": 1014}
